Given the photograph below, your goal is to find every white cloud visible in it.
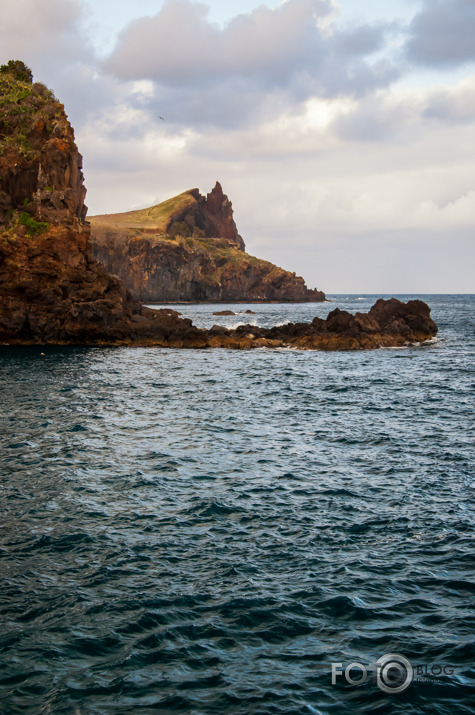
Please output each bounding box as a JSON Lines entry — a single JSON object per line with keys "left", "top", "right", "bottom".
{"left": 102, "top": 0, "right": 398, "bottom": 129}
{"left": 105, "top": 0, "right": 333, "bottom": 83}
{"left": 423, "top": 77, "right": 475, "bottom": 124}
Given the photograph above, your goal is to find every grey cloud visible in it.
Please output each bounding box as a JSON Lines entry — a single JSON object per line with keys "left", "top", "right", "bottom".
{"left": 333, "top": 78, "right": 475, "bottom": 144}
{"left": 406, "top": 0, "right": 475, "bottom": 67}
{"left": 333, "top": 24, "right": 387, "bottom": 56}
{"left": 332, "top": 97, "right": 414, "bottom": 143}
{"left": 0, "top": 0, "right": 112, "bottom": 131}
{"left": 104, "top": 0, "right": 330, "bottom": 85}
{"left": 129, "top": 78, "right": 301, "bottom": 132}
{"left": 423, "top": 83, "right": 475, "bottom": 125}
{"left": 114, "top": 55, "right": 399, "bottom": 134}
{"left": 317, "top": 57, "right": 399, "bottom": 100}
{"left": 103, "top": 0, "right": 398, "bottom": 128}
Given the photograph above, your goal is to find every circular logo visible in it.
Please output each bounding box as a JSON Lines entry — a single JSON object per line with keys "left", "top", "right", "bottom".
{"left": 375, "top": 653, "right": 413, "bottom": 694}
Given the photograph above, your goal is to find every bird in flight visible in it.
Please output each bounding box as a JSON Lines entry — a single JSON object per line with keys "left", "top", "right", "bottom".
{"left": 158, "top": 116, "right": 165, "bottom": 120}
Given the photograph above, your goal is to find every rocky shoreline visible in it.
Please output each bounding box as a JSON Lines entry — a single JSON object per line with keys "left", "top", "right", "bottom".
{"left": 1, "top": 297, "right": 438, "bottom": 350}
{"left": 0, "top": 62, "right": 438, "bottom": 350}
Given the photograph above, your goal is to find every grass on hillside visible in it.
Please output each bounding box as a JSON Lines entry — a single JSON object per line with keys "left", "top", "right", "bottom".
{"left": 89, "top": 191, "right": 198, "bottom": 233}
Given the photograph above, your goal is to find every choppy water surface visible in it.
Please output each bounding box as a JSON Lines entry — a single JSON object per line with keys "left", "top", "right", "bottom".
{"left": 0, "top": 295, "right": 474, "bottom": 715}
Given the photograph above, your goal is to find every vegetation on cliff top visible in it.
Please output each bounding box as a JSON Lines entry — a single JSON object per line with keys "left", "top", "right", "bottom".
{"left": 0, "top": 60, "right": 61, "bottom": 163}
{"left": 0, "top": 60, "right": 33, "bottom": 84}
{"left": 0, "top": 60, "right": 85, "bottom": 234}
{"left": 91, "top": 191, "right": 200, "bottom": 234}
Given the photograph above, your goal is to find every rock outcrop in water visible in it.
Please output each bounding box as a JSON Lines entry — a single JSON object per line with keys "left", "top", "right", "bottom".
{"left": 205, "top": 298, "right": 438, "bottom": 350}
{"left": 0, "top": 62, "right": 438, "bottom": 349}
{"left": 89, "top": 184, "right": 325, "bottom": 303}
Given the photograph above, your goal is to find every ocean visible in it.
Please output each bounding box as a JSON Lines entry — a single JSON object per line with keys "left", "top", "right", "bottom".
{"left": 0, "top": 295, "right": 473, "bottom": 714}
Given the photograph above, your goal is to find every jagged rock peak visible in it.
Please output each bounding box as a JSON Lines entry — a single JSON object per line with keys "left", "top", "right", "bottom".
{"left": 90, "top": 181, "right": 246, "bottom": 251}
{"left": 201, "top": 181, "right": 245, "bottom": 250}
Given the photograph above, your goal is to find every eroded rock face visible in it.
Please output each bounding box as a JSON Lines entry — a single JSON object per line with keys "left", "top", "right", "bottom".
{"left": 156, "top": 182, "right": 244, "bottom": 250}
{"left": 0, "top": 63, "right": 204, "bottom": 346}
{"left": 0, "top": 63, "right": 438, "bottom": 349}
{"left": 0, "top": 80, "right": 87, "bottom": 225}
{"left": 91, "top": 232, "right": 326, "bottom": 303}
{"left": 89, "top": 182, "right": 326, "bottom": 303}
{"left": 200, "top": 182, "right": 245, "bottom": 250}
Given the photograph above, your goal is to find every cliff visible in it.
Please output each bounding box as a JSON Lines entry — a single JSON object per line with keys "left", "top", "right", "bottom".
{"left": 0, "top": 60, "right": 203, "bottom": 345}
{"left": 0, "top": 61, "right": 437, "bottom": 349}
{"left": 89, "top": 186, "right": 325, "bottom": 303}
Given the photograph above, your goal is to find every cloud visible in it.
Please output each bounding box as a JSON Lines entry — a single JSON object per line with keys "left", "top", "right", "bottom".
{"left": 405, "top": 0, "right": 475, "bottom": 68}
{"left": 0, "top": 0, "right": 111, "bottom": 131}
{"left": 331, "top": 76, "right": 475, "bottom": 143}
{"left": 333, "top": 23, "right": 386, "bottom": 56}
{"left": 105, "top": 0, "right": 331, "bottom": 84}
{"left": 0, "top": 0, "right": 90, "bottom": 75}
{"left": 103, "top": 0, "right": 398, "bottom": 128}
{"left": 423, "top": 78, "right": 475, "bottom": 124}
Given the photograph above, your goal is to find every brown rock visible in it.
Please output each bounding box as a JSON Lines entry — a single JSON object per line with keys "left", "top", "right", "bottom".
{"left": 205, "top": 297, "right": 438, "bottom": 350}
{"left": 89, "top": 184, "right": 326, "bottom": 303}
{"left": 0, "top": 64, "right": 202, "bottom": 346}
{"left": 90, "top": 228, "right": 326, "bottom": 303}
{"left": 0, "top": 64, "right": 438, "bottom": 351}
{"left": 200, "top": 181, "right": 245, "bottom": 250}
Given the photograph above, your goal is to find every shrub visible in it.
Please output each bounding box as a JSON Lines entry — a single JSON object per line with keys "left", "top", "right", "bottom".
{"left": 32, "top": 82, "right": 49, "bottom": 97}
{"left": 0, "top": 60, "right": 33, "bottom": 84}
{"left": 18, "top": 211, "right": 49, "bottom": 236}
{"left": 170, "top": 220, "right": 192, "bottom": 237}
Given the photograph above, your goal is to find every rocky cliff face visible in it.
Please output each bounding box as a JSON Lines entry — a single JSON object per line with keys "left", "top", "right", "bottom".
{"left": 91, "top": 231, "right": 325, "bottom": 303}
{"left": 90, "top": 187, "right": 325, "bottom": 303}
{"left": 0, "top": 61, "right": 202, "bottom": 345}
{"left": 0, "top": 64, "right": 86, "bottom": 227}
{"left": 199, "top": 182, "right": 245, "bottom": 250}
{"left": 0, "top": 62, "right": 437, "bottom": 349}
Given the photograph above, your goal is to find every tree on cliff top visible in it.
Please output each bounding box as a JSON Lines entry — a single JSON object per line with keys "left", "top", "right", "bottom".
{"left": 0, "top": 60, "right": 33, "bottom": 84}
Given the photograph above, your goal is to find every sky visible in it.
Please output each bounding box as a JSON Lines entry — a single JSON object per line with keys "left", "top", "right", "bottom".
{"left": 1, "top": 0, "right": 474, "bottom": 293}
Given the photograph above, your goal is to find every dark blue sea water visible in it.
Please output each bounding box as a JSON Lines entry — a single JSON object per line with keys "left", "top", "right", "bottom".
{"left": 0, "top": 295, "right": 474, "bottom": 715}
